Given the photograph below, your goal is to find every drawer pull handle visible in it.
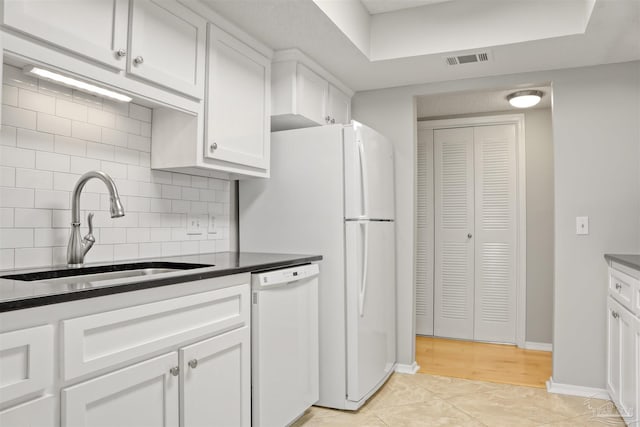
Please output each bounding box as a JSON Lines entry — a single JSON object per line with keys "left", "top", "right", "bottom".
{"left": 615, "top": 283, "right": 622, "bottom": 291}
{"left": 188, "top": 359, "right": 198, "bottom": 369}
{"left": 170, "top": 366, "right": 180, "bottom": 376}
{"left": 612, "top": 311, "right": 619, "bottom": 319}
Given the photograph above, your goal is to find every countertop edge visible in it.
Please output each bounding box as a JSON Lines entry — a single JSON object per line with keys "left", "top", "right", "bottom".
{"left": 0, "top": 254, "right": 322, "bottom": 313}
{"left": 604, "top": 253, "right": 640, "bottom": 272}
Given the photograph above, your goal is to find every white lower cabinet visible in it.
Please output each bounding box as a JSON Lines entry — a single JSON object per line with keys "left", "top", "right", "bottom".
{"left": 181, "top": 327, "right": 251, "bottom": 427}
{"left": 0, "top": 396, "right": 55, "bottom": 427}
{"left": 607, "top": 263, "right": 640, "bottom": 426}
{"left": 62, "top": 352, "right": 179, "bottom": 427}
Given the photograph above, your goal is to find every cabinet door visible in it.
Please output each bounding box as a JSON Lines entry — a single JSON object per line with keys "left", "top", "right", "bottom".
{"left": 180, "top": 327, "right": 250, "bottom": 427}
{"left": 205, "top": 24, "right": 270, "bottom": 170}
{"left": 296, "top": 64, "right": 328, "bottom": 125}
{"left": 0, "top": 396, "right": 55, "bottom": 427}
{"left": 607, "top": 297, "right": 622, "bottom": 403}
{"left": 129, "top": 0, "right": 206, "bottom": 98}
{"left": 62, "top": 352, "right": 179, "bottom": 427}
{"left": 3, "top": 0, "right": 128, "bottom": 69}
{"left": 327, "top": 84, "right": 351, "bottom": 125}
{"left": 620, "top": 308, "right": 638, "bottom": 421}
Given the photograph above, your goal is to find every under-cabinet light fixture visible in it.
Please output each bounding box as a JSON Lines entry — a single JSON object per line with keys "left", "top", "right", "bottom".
{"left": 23, "top": 66, "right": 132, "bottom": 102}
{"left": 507, "top": 90, "right": 543, "bottom": 108}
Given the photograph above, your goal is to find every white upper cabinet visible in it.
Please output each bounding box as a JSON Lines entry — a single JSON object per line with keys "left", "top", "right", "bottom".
{"left": 3, "top": 0, "right": 129, "bottom": 69}
{"left": 271, "top": 49, "right": 353, "bottom": 131}
{"left": 129, "top": 0, "right": 206, "bottom": 98}
{"left": 204, "top": 24, "right": 270, "bottom": 171}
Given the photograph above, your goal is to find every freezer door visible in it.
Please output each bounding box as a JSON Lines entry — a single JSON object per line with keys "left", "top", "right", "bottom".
{"left": 345, "top": 220, "right": 396, "bottom": 403}
{"left": 344, "top": 123, "right": 395, "bottom": 220}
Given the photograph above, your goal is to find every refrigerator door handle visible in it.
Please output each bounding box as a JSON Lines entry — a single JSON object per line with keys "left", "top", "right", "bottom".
{"left": 357, "top": 140, "right": 369, "bottom": 218}
{"left": 358, "top": 221, "right": 369, "bottom": 317}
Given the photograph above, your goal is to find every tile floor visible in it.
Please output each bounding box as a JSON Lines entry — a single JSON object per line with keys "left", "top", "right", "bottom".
{"left": 293, "top": 373, "right": 626, "bottom": 426}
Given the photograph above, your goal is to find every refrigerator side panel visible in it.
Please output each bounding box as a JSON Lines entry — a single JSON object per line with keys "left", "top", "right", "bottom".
{"left": 239, "top": 125, "right": 348, "bottom": 408}
{"left": 344, "top": 124, "right": 395, "bottom": 220}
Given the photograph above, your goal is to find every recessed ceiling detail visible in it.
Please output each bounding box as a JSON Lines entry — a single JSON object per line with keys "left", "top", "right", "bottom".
{"left": 360, "top": 0, "right": 452, "bottom": 15}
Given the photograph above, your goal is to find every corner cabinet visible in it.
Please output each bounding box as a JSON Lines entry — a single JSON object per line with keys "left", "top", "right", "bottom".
{"left": 606, "top": 261, "right": 640, "bottom": 426}
{"left": 271, "top": 49, "right": 353, "bottom": 132}
{"left": 151, "top": 24, "right": 272, "bottom": 179}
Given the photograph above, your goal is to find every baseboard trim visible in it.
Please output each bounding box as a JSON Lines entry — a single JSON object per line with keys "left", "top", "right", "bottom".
{"left": 524, "top": 341, "right": 552, "bottom": 352}
{"left": 546, "top": 377, "right": 610, "bottom": 400}
{"left": 395, "top": 362, "right": 420, "bottom": 374}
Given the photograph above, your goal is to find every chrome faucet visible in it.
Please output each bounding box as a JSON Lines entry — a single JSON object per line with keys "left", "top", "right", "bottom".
{"left": 67, "top": 171, "right": 125, "bottom": 266}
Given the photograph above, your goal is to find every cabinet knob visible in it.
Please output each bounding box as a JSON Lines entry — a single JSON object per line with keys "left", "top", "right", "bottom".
{"left": 330, "top": 118, "right": 335, "bottom": 124}
{"left": 325, "top": 116, "right": 331, "bottom": 124}
{"left": 210, "top": 142, "right": 218, "bottom": 151}
{"left": 188, "top": 359, "right": 198, "bottom": 369}
{"left": 116, "top": 48, "right": 127, "bottom": 58}
{"left": 467, "top": 233, "right": 473, "bottom": 239}
{"left": 170, "top": 366, "right": 180, "bottom": 376}
{"left": 612, "top": 311, "right": 619, "bottom": 319}
{"left": 615, "top": 283, "right": 622, "bottom": 291}
{"left": 134, "top": 56, "right": 144, "bottom": 65}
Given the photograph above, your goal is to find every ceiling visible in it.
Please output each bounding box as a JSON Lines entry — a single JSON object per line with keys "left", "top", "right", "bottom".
{"left": 198, "top": 0, "right": 640, "bottom": 92}
{"left": 360, "top": 0, "right": 452, "bottom": 15}
{"left": 416, "top": 85, "right": 552, "bottom": 119}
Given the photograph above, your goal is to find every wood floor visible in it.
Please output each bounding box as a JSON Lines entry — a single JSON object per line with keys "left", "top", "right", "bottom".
{"left": 416, "top": 336, "right": 552, "bottom": 388}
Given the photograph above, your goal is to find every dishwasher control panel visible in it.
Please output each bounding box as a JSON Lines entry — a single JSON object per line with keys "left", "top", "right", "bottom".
{"left": 251, "top": 264, "right": 319, "bottom": 288}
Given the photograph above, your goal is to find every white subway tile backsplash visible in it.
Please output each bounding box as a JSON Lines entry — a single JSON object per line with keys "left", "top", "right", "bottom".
{"left": 15, "top": 247, "right": 52, "bottom": 269}
{"left": 0, "top": 208, "right": 14, "bottom": 228}
{"left": 3, "top": 85, "right": 18, "bottom": 106}
{"left": 0, "top": 228, "right": 33, "bottom": 248}
{"left": 37, "top": 112, "right": 71, "bottom": 136}
{"left": 2, "top": 105, "right": 37, "bottom": 129}
{"left": 0, "top": 187, "right": 34, "bottom": 208}
{"left": 0, "top": 167, "right": 16, "bottom": 187}
{"left": 35, "top": 151, "right": 70, "bottom": 172}
{"left": 56, "top": 98, "right": 88, "bottom": 121}
{"left": 18, "top": 89, "right": 55, "bottom": 114}
{"left": 86, "top": 142, "right": 115, "bottom": 161}
{"left": 88, "top": 107, "right": 115, "bottom": 128}
{"left": 16, "top": 168, "right": 53, "bottom": 189}
{"left": 15, "top": 208, "right": 51, "bottom": 228}
{"left": 1, "top": 126, "right": 17, "bottom": 147}
{"left": 72, "top": 121, "right": 102, "bottom": 142}
{"left": 0, "top": 64, "right": 230, "bottom": 269}
{"left": 55, "top": 136, "right": 87, "bottom": 157}
{"left": 17, "top": 128, "right": 54, "bottom": 152}
{"left": 35, "top": 190, "right": 70, "bottom": 209}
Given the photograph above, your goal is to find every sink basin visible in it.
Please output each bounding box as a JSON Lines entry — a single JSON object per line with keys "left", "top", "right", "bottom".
{"left": 1, "top": 262, "right": 213, "bottom": 282}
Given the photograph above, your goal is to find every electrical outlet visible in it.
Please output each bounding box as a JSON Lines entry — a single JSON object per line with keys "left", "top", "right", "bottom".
{"left": 208, "top": 214, "right": 217, "bottom": 234}
{"left": 576, "top": 216, "right": 589, "bottom": 235}
{"left": 187, "top": 214, "right": 203, "bottom": 235}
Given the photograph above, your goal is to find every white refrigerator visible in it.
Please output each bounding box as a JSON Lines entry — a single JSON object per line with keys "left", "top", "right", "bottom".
{"left": 240, "top": 121, "right": 396, "bottom": 410}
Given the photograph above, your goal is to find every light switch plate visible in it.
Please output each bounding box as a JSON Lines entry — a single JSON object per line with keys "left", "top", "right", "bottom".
{"left": 576, "top": 216, "right": 589, "bottom": 235}
{"left": 208, "top": 214, "right": 216, "bottom": 234}
{"left": 187, "top": 214, "right": 203, "bottom": 235}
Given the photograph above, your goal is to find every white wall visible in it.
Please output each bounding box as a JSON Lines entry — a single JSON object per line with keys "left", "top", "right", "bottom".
{"left": 0, "top": 64, "right": 231, "bottom": 270}
{"left": 352, "top": 61, "right": 640, "bottom": 388}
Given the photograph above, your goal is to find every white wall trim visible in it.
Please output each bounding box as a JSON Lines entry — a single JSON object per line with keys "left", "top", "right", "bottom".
{"left": 546, "top": 377, "right": 610, "bottom": 400}
{"left": 416, "top": 114, "right": 527, "bottom": 348}
{"left": 524, "top": 341, "right": 552, "bottom": 352}
{"left": 395, "top": 362, "right": 420, "bottom": 374}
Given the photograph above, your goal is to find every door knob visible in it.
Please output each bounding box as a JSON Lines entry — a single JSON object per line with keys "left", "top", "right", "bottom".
{"left": 467, "top": 233, "right": 473, "bottom": 239}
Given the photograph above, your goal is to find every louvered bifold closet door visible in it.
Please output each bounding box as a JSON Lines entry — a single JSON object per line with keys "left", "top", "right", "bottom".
{"left": 434, "top": 128, "right": 475, "bottom": 340}
{"left": 416, "top": 129, "right": 435, "bottom": 336}
{"left": 473, "top": 125, "right": 517, "bottom": 343}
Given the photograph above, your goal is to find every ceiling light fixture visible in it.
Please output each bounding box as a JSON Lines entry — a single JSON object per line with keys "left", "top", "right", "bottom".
{"left": 23, "top": 66, "right": 132, "bottom": 103}
{"left": 507, "top": 90, "right": 543, "bottom": 108}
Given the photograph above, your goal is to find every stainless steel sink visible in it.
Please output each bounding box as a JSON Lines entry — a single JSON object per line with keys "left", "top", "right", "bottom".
{"left": 1, "top": 262, "right": 213, "bottom": 282}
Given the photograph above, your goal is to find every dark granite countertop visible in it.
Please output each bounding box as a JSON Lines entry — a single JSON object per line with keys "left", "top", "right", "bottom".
{"left": 0, "top": 252, "right": 322, "bottom": 312}
{"left": 605, "top": 254, "right": 640, "bottom": 271}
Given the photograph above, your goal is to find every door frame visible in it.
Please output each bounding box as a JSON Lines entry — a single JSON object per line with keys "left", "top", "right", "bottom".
{"left": 416, "top": 114, "right": 527, "bottom": 348}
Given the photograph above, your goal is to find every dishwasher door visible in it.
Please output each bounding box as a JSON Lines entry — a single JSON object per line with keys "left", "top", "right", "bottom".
{"left": 251, "top": 263, "right": 320, "bottom": 427}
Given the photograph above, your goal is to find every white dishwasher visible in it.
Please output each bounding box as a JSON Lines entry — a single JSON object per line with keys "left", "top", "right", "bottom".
{"left": 251, "top": 263, "right": 320, "bottom": 427}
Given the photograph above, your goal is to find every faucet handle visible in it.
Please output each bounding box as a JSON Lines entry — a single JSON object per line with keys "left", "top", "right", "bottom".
{"left": 82, "top": 213, "right": 95, "bottom": 256}
{"left": 86, "top": 212, "right": 94, "bottom": 238}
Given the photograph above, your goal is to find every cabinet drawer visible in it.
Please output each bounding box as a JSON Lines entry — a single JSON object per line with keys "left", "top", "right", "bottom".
{"left": 0, "top": 395, "right": 55, "bottom": 427}
{"left": 62, "top": 284, "right": 249, "bottom": 381}
{"left": 0, "top": 325, "right": 53, "bottom": 405}
{"left": 609, "top": 268, "right": 637, "bottom": 312}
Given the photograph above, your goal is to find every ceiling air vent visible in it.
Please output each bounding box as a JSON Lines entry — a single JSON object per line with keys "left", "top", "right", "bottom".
{"left": 445, "top": 51, "right": 490, "bottom": 66}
